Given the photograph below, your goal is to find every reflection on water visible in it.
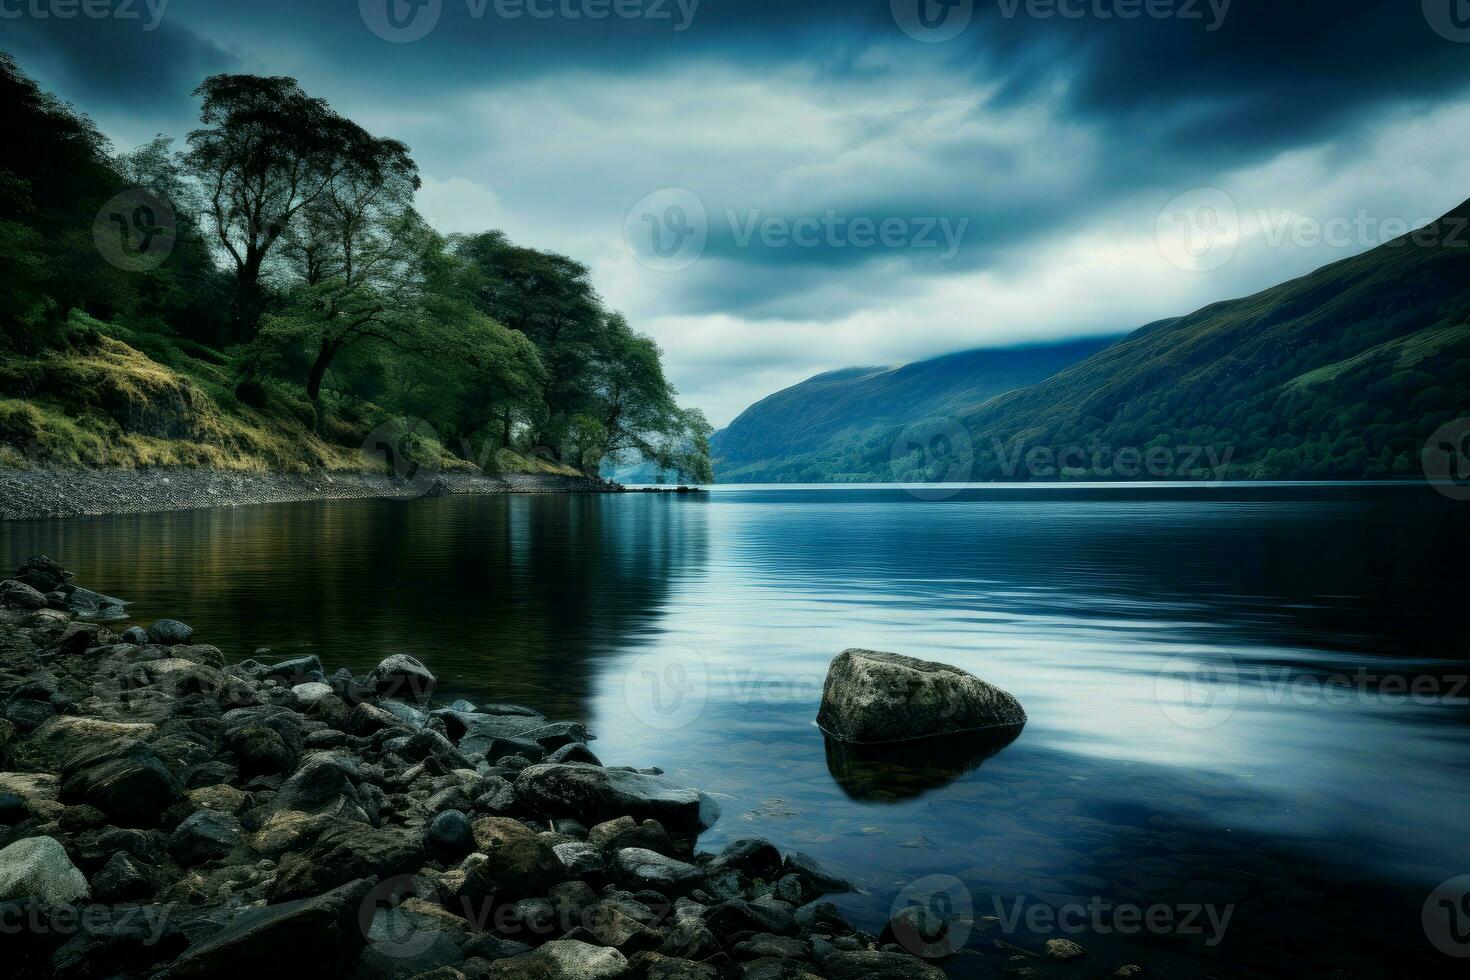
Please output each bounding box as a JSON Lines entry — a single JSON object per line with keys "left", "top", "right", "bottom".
{"left": 4, "top": 484, "right": 1469, "bottom": 978}
{"left": 823, "top": 725, "right": 1024, "bottom": 802}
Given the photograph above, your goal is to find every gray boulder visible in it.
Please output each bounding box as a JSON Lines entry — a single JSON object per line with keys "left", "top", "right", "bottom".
{"left": 485, "top": 940, "right": 628, "bottom": 979}
{"left": 59, "top": 739, "right": 181, "bottom": 826}
{"left": 167, "top": 877, "right": 375, "bottom": 978}
{"left": 146, "top": 619, "right": 194, "bottom": 646}
{"left": 613, "top": 847, "right": 704, "bottom": 893}
{"left": 515, "top": 764, "right": 719, "bottom": 836}
{"left": 0, "top": 836, "right": 90, "bottom": 905}
{"left": 365, "top": 654, "right": 437, "bottom": 699}
{"left": 0, "top": 580, "right": 47, "bottom": 610}
{"left": 167, "top": 810, "right": 244, "bottom": 866}
{"left": 816, "top": 649, "right": 1025, "bottom": 744}
{"left": 822, "top": 950, "right": 946, "bottom": 979}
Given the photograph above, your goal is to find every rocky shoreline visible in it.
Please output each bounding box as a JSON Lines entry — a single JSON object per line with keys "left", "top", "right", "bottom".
{"left": 0, "top": 556, "right": 953, "bottom": 980}
{"left": 0, "top": 468, "right": 630, "bottom": 522}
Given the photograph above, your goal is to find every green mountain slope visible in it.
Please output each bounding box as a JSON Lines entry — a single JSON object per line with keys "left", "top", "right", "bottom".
{"left": 953, "top": 200, "right": 1470, "bottom": 481}
{"left": 711, "top": 337, "right": 1118, "bottom": 482}
{"left": 719, "top": 199, "right": 1470, "bottom": 484}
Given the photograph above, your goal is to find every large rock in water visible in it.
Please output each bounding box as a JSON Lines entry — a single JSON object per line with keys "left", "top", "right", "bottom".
{"left": 816, "top": 649, "right": 1025, "bottom": 744}
{"left": 514, "top": 763, "right": 719, "bottom": 836}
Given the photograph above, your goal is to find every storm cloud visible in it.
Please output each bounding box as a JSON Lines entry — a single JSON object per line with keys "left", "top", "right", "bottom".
{"left": 4, "top": 0, "right": 1469, "bottom": 423}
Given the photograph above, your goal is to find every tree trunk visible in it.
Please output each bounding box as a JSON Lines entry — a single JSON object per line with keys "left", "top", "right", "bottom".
{"left": 305, "top": 339, "right": 333, "bottom": 436}
{"left": 232, "top": 254, "right": 266, "bottom": 342}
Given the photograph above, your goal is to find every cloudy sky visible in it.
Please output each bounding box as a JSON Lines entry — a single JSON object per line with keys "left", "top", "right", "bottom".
{"left": 6, "top": 0, "right": 1470, "bottom": 425}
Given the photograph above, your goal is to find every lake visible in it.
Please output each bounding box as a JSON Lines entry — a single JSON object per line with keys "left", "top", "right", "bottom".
{"left": 4, "top": 484, "right": 1468, "bottom": 977}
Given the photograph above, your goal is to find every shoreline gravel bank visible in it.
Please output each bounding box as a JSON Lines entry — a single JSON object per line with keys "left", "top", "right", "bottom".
{"left": 0, "top": 556, "right": 968, "bottom": 980}
{"left": 0, "top": 468, "right": 625, "bottom": 522}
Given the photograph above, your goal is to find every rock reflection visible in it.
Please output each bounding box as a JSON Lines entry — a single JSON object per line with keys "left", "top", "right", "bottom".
{"left": 822, "top": 723, "right": 1024, "bottom": 801}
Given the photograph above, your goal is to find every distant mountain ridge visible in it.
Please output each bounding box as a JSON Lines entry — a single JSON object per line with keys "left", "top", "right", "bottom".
{"left": 713, "top": 198, "right": 1470, "bottom": 484}
{"left": 711, "top": 337, "right": 1119, "bottom": 482}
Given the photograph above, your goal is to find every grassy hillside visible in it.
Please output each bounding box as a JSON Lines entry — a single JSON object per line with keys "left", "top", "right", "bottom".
{"left": 712, "top": 337, "right": 1118, "bottom": 482}
{"left": 0, "top": 312, "right": 580, "bottom": 477}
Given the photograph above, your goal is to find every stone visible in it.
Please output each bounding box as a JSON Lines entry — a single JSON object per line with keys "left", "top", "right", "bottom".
{"left": 90, "top": 851, "right": 153, "bottom": 902}
{"left": 167, "top": 810, "right": 244, "bottom": 866}
{"left": 0, "top": 580, "right": 47, "bottom": 610}
{"left": 733, "top": 934, "right": 810, "bottom": 961}
{"left": 227, "top": 725, "right": 298, "bottom": 778}
{"left": 710, "top": 839, "right": 783, "bottom": 880}
{"left": 0, "top": 772, "right": 63, "bottom": 820}
{"left": 637, "top": 953, "right": 720, "bottom": 980}
{"left": 706, "top": 899, "right": 797, "bottom": 940}
{"left": 426, "top": 809, "right": 475, "bottom": 858}
{"left": 270, "top": 822, "right": 425, "bottom": 900}
{"left": 167, "top": 877, "right": 375, "bottom": 978}
{"left": 794, "top": 901, "right": 850, "bottom": 936}
{"left": 485, "top": 940, "right": 629, "bottom": 979}
{"left": 816, "top": 650, "right": 1025, "bottom": 744}
{"left": 520, "top": 722, "right": 595, "bottom": 751}
{"left": 274, "top": 752, "right": 366, "bottom": 814}
{"left": 0, "top": 836, "right": 90, "bottom": 905}
{"left": 356, "top": 922, "right": 465, "bottom": 980}
{"left": 821, "top": 950, "right": 946, "bottom": 979}
{"left": 781, "top": 852, "right": 850, "bottom": 895}
{"left": 614, "top": 848, "right": 704, "bottom": 893}
{"left": 0, "top": 791, "right": 31, "bottom": 823}
{"left": 548, "top": 742, "right": 602, "bottom": 766}
{"left": 366, "top": 654, "right": 438, "bottom": 700}
{"left": 581, "top": 900, "right": 663, "bottom": 953}
{"left": 145, "top": 619, "right": 194, "bottom": 646}
{"left": 459, "top": 817, "right": 563, "bottom": 903}
{"left": 12, "top": 556, "right": 69, "bottom": 592}
{"left": 515, "top": 764, "right": 719, "bottom": 836}
{"left": 4, "top": 698, "right": 55, "bottom": 732}
{"left": 62, "top": 584, "right": 127, "bottom": 617}
{"left": 49, "top": 910, "right": 187, "bottom": 979}
{"left": 290, "top": 682, "right": 335, "bottom": 708}
{"left": 1044, "top": 938, "right": 1086, "bottom": 961}
{"left": 588, "top": 816, "right": 673, "bottom": 855}
{"left": 379, "top": 698, "right": 430, "bottom": 729}
{"left": 553, "top": 841, "right": 606, "bottom": 880}
{"left": 58, "top": 621, "right": 115, "bottom": 654}
{"left": 59, "top": 739, "right": 182, "bottom": 826}
{"left": 260, "top": 656, "right": 325, "bottom": 683}
{"left": 348, "top": 702, "right": 408, "bottom": 737}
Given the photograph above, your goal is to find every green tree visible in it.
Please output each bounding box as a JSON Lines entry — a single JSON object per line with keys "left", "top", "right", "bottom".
{"left": 184, "top": 74, "right": 417, "bottom": 341}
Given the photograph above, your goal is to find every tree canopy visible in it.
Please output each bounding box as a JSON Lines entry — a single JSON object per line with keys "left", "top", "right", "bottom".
{"left": 0, "top": 55, "right": 711, "bottom": 483}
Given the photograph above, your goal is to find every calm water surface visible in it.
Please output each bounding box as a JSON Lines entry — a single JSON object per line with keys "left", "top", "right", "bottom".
{"left": 4, "top": 485, "right": 1468, "bottom": 978}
